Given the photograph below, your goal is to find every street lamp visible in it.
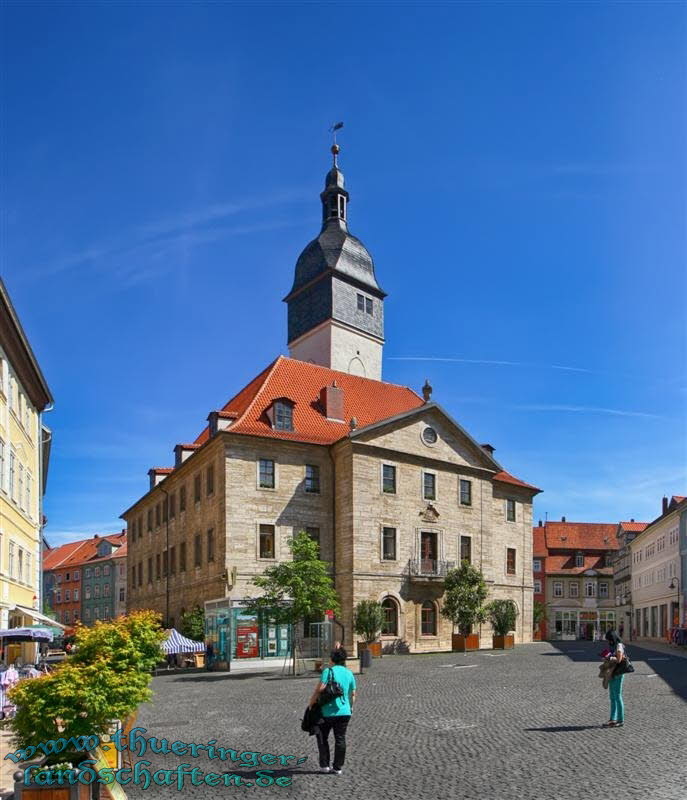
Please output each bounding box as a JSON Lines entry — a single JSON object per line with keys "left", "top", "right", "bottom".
{"left": 669, "top": 578, "right": 680, "bottom": 627}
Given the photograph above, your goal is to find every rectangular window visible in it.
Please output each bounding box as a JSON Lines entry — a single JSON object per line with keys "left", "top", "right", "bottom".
{"left": 575, "top": 553, "right": 584, "bottom": 567}
{"left": 207, "top": 465, "right": 215, "bottom": 495}
{"left": 131, "top": 566, "right": 136, "bottom": 589}
{"left": 9, "top": 450, "right": 16, "bottom": 501}
{"left": 357, "top": 293, "right": 365, "bottom": 311}
{"left": 0, "top": 439, "right": 4, "bottom": 488}
{"left": 365, "top": 297, "right": 373, "bottom": 315}
{"left": 65, "top": 589, "right": 71, "bottom": 602}
{"left": 103, "top": 565, "right": 110, "bottom": 576}
{"left": 180, "top": 486, "right": 186, "bottom": 512}
{"left": 585, "top": 582, "right": 596, "bottom": 598}
{"left": 305, "top": 464, "right": 320, "bottom": 493}
{"left": 553, "top": 581, "right": 563, "bottom": 598}
{"left": 534, "top": 580, "right": 542, "bottom": 593}
{"left": 274, "top": 401, "right": 293, "bottom": 431}
{"left": 95, "top": 567, "right": 101, "bottom": 577}
{"left": 64, "top": 609, "right": 70, "bottom": 624}
{"left": 569, "top": 582, "right": 579, "bottom": 598}
{"left": 74, "top": 588, "right": 79, "bottom": 601}
{"left": 170, "top": 545, "right": 176, "bottom": 575}
{"left": 506, "top": 548, "right": 516, "bottom": 575}
{"left": 533, "top": 559, "right": 541, "bottom": 572}
{"left": 147, "top": 510, "right": 153, "bottom": 532}
{"left": 305, "top": 526, "right": 320, "bottom": 556}
{"left": 94, "top": 584, "right": 100, "bottom": 598}
{"left": 382, "top": 527, "right": 397, "bottom": 560}
{"left": 18, "top": 549, "right": 23, "bottom": 581}
{"left": 207, "top": 529, "right": 215, "bottom": 562}
{"left": 506, "top": 499, "right": 516, "bottom": 522}
{"left": 18, "top": 463, "right": 24, "bottom": 509}
{"left": 194, "top": 534, "right": 202, "bottom": 567}
{"left": 84, "top": 608, "right": 91, "bottom": 622}
{"left": 194, "top": 474, "right": 201, "bottom": 503}
{"left": 156, "top": 503, "right": 161, "bottom": 527}
{"left": 8, "top": 541, "right": 15, "bottom": 578}
{"left": 169, "top": 493, "right": 176, "bottom": 518}
{"left": 162, "top": 550, "right": 168, "bottom": 577}
{"left": 460, "top": 535, "right": 472, "bottom": 564}
{"left": 382, "top": 464, "right": 396, "bottom": 494}
{"left": 162, "top": 497, "right": 168, "bottom": 523}
{"left": 25, "top": 470, "right": 31, "bottom": 514}
{"left": 422, "top": 472, "right": 436, "bottom": 501}
{"left": 119, "top": 588, "right": 125, "bottom": 602}
{"left": 459, "top": 479, "right": 472, "bottom": 506}
{"left": 56, "top": 589, "right": 62, "bottom": 603}
{"left": 104, "top": 583, "right": 110, "bottom": 597}
{"left": 147, "top": 557, "right": 152, "bottom": 584}
{"left": 137, "top": 563, "right": 142, "bottom": 587}
{"left": 156, "top": 554, "right": 161, "bottom": 580}
{"left": 73, "top": 569, "right": 80, "bottom": 581}
{"left": 599, "top": 582, "right": 609, "bottom": 599}
{"left": 180, "top": 542, "right": 187, "bottom": 572}
{"left": 259, "top": 524, "right": 275, "bottom": 559}
{"left": 259, "top": 459, "right": 275, "bottom": 489}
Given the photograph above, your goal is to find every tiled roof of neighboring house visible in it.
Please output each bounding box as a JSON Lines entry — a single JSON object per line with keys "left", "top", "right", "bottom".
{"left": 671, "top": 495, "right": 685, "bottom": 505}
{"left": 618, "top": 521, "right": 649, "bottom": 533}
{"left": 493, "top": 471, "right": 541, "bottom": 492}
{"left": 544, "top": 522, "right": 619, "bottom": 551}
{"left": 533, "top": 526, "right": 548, "bottom": 557}
{"left": 43, "top": 533, "right": 127, "bottom": 570}
{"left": 151, "top": 467, "right": 174, "bottom": 474}
{"left": 545, "top": 554, "right": 613, "bottom": 575}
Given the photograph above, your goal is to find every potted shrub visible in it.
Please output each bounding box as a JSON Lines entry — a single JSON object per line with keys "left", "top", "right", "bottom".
{"left": 533, "top": 601, "right": 546, "bottom": 641}
{"left": 354, "top": 600, "right": 384, "bottom": 658}
{"left": 441, "top": 562, "right": 488, "bottom": 652}
{"left": 487, "top": 599, "right": 519, "bottom": 649}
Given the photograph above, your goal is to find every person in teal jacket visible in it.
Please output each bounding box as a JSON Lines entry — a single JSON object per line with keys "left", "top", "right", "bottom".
{"left": 308, "top": 647, "right": 356, "bottom": 775}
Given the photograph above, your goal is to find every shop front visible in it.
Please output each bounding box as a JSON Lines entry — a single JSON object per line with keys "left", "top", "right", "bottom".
{"left": 551, "top": 609, "right": 616, "bottom": 641}
{"left": 204, "top": 598, "right": 291, "bottom": 666}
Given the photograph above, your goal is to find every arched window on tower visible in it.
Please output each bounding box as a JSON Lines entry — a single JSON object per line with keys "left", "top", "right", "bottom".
{"left": 329, "top": 196, "right": 339, "bottom": 218}
{"left": 381, "top": 597, "right": 399, "bottom": 636}
{"left": 338, "top": 194, "right": 346, "bottom": 219}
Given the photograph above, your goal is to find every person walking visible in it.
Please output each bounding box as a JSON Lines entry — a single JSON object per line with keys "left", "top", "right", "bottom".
{"left": 602, "top": 629, "right": 627, "bottom": 728}
{"left": 308, "top": 647, "right": 356, "bottom": 775}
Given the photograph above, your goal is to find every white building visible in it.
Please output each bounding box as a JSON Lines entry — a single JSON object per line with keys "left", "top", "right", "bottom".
{"left": 629, "top": 495, "right": 686, "bottom": 639}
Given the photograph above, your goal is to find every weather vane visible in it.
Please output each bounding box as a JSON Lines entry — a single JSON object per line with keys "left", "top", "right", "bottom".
{"left": 329, "top": 121, "right": 344, "bottom": 165}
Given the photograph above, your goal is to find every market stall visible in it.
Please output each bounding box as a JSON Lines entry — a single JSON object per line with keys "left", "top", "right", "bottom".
{"left": 162, "top": 628, "right": 205, "bottom": 668}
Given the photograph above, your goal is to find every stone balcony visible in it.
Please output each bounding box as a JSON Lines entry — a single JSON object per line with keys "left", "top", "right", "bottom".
{"left": 407, "top": 559, "right": 455, "bottom": 581}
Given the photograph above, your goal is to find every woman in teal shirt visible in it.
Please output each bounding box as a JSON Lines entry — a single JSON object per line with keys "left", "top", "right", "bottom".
{"left": 308, "top": 647, "right": 356, "bottom": 775}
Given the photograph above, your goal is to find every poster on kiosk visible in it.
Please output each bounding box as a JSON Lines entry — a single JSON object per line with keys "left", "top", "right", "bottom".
{"left": 236, "top": 612, "right": 259, "bottom": 658}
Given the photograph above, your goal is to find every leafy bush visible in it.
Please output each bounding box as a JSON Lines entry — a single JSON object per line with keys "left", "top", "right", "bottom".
{"left": 441, "top": 562, "right": 488, "bottom": 635}
{"left": 533, "top": 600, "right": 546, "bottom": 629}
{"left": 180, "top": 607, "right": 205, "bottom": 642}
{"left": 487, "top": 599, "right": 519, "bottom": 635}
{"left": 8, "top": 611, "right": 165, "bottom": 755}
{"left": 353, "top": 601, "right": 384, "bottom": 643}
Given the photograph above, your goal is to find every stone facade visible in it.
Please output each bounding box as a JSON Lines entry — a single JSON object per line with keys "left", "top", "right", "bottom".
{"left": 124, "top": 404, "right": 537, "bottom": 654}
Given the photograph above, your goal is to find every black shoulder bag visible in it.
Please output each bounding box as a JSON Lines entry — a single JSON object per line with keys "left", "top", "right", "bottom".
{"left": 319, "top": 667, "right": 344, "bottom": 705}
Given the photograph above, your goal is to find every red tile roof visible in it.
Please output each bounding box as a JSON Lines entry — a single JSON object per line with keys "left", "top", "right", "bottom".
{"left": 544, "top": 522, "right": 618, "bottom": 551}
{"left": 618, "top": 521, "right": 649, "bottom": 533}
{"left": 43, "top": 541, "right": 86, "bottom": 570}
{"left": 195, "top": 356, "right": 424, "bottom": 447}
{"left": 151, "top": 467, "right": 174, "bottom": 474}
{"left": 493, "top": 470, "right": 541, "bottom": 492}
{"left": 545, "top": 554, "right": 613, "bottom": 575}
{"left": 43, "top": 533, "right": 127, "bottom": 571}
{"left": 533, "top": 526, "right": 548, "bottom": 557}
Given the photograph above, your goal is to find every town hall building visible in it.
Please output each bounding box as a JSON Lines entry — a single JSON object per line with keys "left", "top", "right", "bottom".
{"left": 122, "top": 144, "right": 541, "bottom": 659}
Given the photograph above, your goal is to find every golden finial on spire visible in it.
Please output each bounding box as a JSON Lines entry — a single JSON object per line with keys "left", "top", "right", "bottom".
{"left": 329, "top": 121, "right": 343, "bottom": 166}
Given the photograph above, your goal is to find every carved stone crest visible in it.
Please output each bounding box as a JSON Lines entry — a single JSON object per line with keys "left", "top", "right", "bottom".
{"left": 420, "top": 503, "right": 440, "bottom": 523}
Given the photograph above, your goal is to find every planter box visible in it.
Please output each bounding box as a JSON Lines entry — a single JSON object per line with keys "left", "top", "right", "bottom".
{"left": 452, "top": 634, "right": 479, "bottom": 652}
{"left": 14, "top": 782, "right": 92, "bottom": 800}
{"left": 492, "top": 634, "right": 515, "bottom": 650}
{"left": 358, "top": 641, "right": 382, "bottom": 658}
{"left": 533, "top": 630, "right": 542, "bottom": 641}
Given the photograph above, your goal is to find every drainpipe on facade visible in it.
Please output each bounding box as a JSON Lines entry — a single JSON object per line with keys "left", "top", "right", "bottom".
{"left": 38, "top": 405, "right": 54, "bottom": 615}
{"left": 328, "top": 448, "right": 341, "bottom": 646}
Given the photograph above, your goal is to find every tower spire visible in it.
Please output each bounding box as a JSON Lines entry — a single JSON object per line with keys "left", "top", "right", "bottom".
{"left": 322, "top": 124, "right": 348, "bottom": 229}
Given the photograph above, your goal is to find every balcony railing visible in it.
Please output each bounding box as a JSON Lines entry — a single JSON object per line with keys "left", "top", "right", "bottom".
{"left": 408, "top": 559, "right": 455, "bottom": 578}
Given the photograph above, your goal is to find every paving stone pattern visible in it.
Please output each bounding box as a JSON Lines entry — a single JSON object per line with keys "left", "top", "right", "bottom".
{"left": 127, "top": 642, "right": 686, "bottom": 800}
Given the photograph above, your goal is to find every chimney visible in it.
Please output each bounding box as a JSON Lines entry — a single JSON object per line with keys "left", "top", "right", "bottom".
{"left": 662, "top": 496, "right": 668, "bottom": 514}
{"left": 350, "top": 417, "right": 358, "bottom": 430}
{"left": 320, "top": 381, "right": 345, "bottom": 422}
{"left": 422, "top": 379, "right": 433, "bottom": 402}
{"left": 561, "top": 515, "right": 566, "bottom": 523}
{"left": 481, "top": 443, "right": 495, "bottom": 456}
{"left": 538, "top": 520, "right": 543, "bottom": 527}
{"left": 630, "top": 518, "right": 634, "bottom": 523}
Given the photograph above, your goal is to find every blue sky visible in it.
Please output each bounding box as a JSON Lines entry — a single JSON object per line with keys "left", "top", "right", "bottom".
{"left": 1, "top": 2, "right": 685, "bottom": 544}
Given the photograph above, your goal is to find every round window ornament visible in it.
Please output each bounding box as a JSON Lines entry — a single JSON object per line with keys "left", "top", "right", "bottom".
{"left": 422, "top": 426, "right": 438, "bottom": 445}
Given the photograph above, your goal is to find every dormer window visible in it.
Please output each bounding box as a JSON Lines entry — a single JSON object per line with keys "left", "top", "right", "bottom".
{"left": 575, "top": 552, "right": 584, "bottom": 568}
{"left": 266, "top": 398, "right": 294, "bottom": 432}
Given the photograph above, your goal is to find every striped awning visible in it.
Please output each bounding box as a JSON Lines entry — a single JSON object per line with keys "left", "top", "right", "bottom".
{"left": 162, "top": 628, "right": 204, "bottom": 654}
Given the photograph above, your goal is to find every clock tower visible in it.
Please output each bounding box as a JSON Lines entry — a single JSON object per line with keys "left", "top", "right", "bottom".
{"left": 284, "top": 145, "right": 386, "bottom": 379}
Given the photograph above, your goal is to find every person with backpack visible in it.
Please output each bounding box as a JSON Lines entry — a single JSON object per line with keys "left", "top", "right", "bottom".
{"left": 307, "top": 646, "right": 356, "bottom": 775}
{"left": 602, "top": 629, "right": 631, "bottom": 727}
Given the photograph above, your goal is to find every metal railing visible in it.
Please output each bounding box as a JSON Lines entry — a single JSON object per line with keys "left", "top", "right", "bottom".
{"left": 408, "top": 559, "right": 455, "bottom": 577}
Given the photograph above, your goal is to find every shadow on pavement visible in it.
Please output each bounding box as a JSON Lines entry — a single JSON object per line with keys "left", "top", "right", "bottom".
{"left": 525, "top": 725, "right": 602, "bottom": 732}
{"left": 545, "top": 640, "right": 687, "bottom": 701}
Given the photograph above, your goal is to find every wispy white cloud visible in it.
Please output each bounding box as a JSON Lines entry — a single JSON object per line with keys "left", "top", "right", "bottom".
{"left": 45, "top": 521, "right": 125, "bottom": 547}
{"left": 514, "top": 404, "right": 662, "bottom": 420}
{"left": 389, "top": 355, "right": 596, "bottom": 374}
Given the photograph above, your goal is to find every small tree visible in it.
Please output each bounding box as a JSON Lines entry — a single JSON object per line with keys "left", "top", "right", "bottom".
{"left": 354, "top": 600, "right": 384, "bottom": 644}
{"left": 441, "top": 562, "right": 488, "bottom": 636}
{"left": 180, "top": 606, "right": 205, "bottom": 641}
{"left": 245, "top": 531, "right": 340, "bottom": 673}
{"left": 533, "top": 601, "right": 546, "bottom": 632}
{"left": 487, "top": 599, "right": 519, "bottom": 636}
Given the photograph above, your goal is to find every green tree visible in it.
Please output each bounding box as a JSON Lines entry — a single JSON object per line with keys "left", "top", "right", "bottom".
{"left": 486, "top": 599, "right": 519, "bottom": 635}
{"left": 441, "top": 562, "right": 488, "bottom": 636}
{"left": 533, "top": 600, "right": 546, "bottom": 631}
{"left": 354, "top": 600, "right": 384, "bottom": 644}
{"left": 245, "top": 531, "right": 340, "bottom": 673}
{"left": 180, "top": 607, "right": 205, "bottom": 642}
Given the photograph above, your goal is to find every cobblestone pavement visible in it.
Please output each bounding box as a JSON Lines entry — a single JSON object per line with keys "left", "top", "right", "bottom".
{"left": 119, "top": 640, "right": 685, "bottom": 800}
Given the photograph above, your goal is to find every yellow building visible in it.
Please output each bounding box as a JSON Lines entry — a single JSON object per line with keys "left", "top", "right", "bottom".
{"left": 0, "top": 278, "right": 54, "bottom": 661}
